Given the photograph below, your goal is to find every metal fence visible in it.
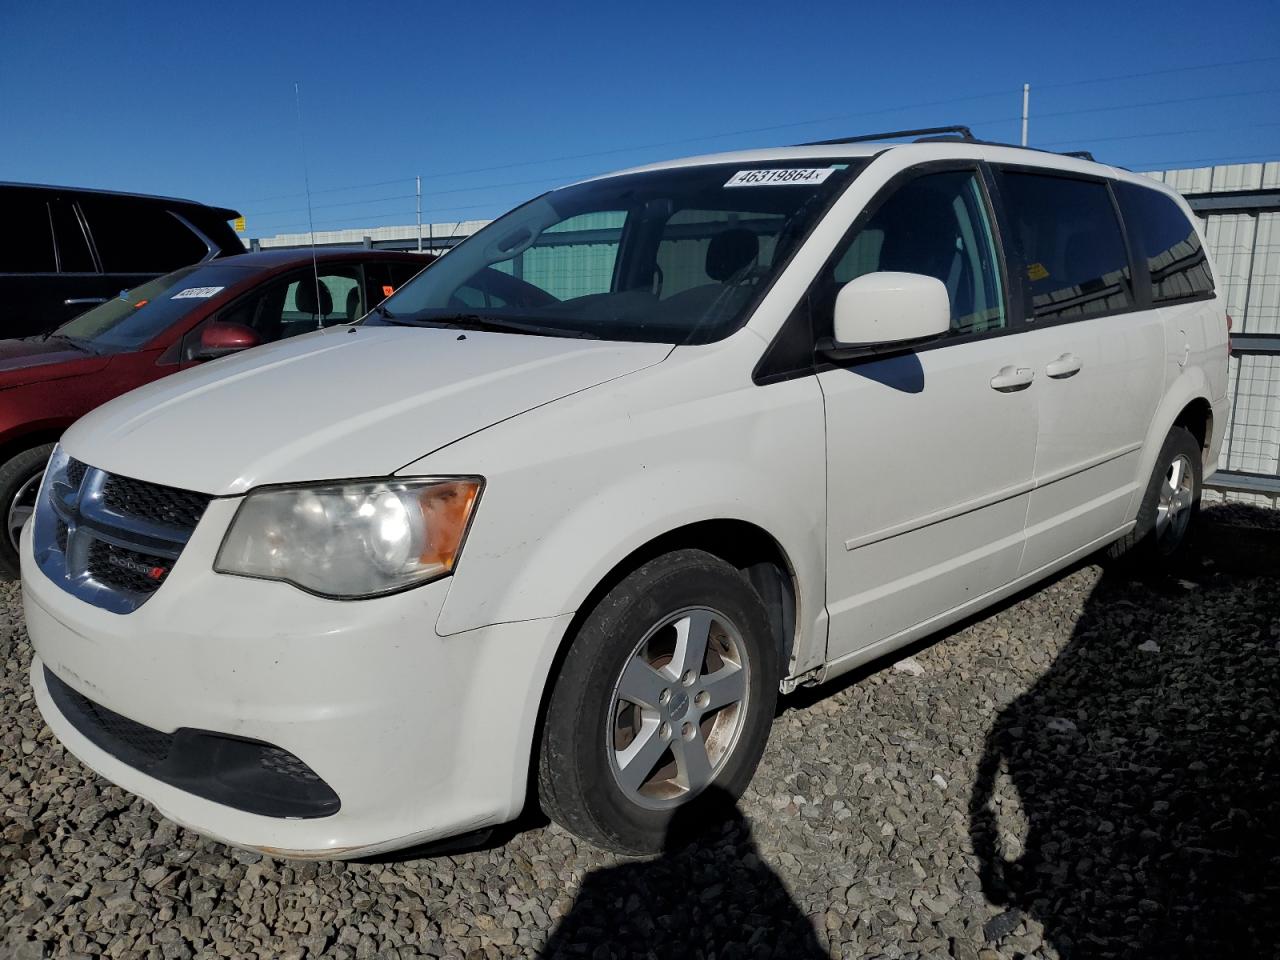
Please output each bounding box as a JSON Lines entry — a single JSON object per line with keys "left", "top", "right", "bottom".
{"left": 1148, "top": 163, "right": 1280, "bottom": 501}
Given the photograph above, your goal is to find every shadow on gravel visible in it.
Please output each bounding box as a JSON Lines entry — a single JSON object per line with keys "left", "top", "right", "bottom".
{"left": 971, "top": 539, "right": 1280, "bottom": 957}
{"left": 540, "top": 786, "right": 825, "bottom": 959}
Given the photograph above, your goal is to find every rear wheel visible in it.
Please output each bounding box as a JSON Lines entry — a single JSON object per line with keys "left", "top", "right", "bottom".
{"left": 1107, "top": 426, "right": 1202, "bottom": 569}
{"left": 538, "top": 549, "right": 779, "bottom": 854}
{"left": 0, "top": 443, "right": 55, "bottom": 580}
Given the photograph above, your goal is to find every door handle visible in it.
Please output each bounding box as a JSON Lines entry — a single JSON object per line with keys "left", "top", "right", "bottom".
{"left": 1045, "top": 352, "right": 1083, "bottom": 379}
{"left": 990, "top": 366, "right": 1035, "bottom": 392}
{"left": 64, "top": 297, "right": 107, "bottom": 306}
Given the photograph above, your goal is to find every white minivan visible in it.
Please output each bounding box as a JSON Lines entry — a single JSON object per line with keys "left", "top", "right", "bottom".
{"left": 23, "top": 132, "right": 1229, "bottom": 858}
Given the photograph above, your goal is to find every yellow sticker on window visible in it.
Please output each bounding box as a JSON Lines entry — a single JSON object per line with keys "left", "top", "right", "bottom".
{"left": 1027, "top": 262, "right": 1049, "bottom": 281}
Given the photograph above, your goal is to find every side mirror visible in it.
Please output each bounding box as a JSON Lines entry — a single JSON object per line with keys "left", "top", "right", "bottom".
{"left": 816, "top": 272, "right": 951, "bottom": 361}
{"left": 194, "top": 322, "right": 262, "bottom": 361}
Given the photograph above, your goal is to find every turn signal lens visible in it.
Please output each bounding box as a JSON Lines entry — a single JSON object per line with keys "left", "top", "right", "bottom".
{"left": 418, "top": 480, "right": 480, "bottom": 570}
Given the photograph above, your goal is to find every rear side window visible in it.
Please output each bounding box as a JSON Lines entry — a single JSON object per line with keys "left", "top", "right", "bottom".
{"left": 79, "top": 198, "right": 210, "bottom": 273}
{"left": 1000, "top": 172, "right": 1133, "bottom": 321}
{"left": 1115, "top": 182, "right": 1214, "bottom": 303}
{"left": 50, "top": 201, "right": 95, "bottom": 272}
{"left": 0, "top": 191, "right": 56, "bottom": 273}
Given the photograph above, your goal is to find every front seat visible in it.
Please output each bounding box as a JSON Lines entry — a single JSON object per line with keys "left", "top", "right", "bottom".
{"left": 294, "top": 279, "right": 333, "bottom": 323}
{"left": 346, "top": 287, "right": 362, "bottom": 322}
{"left": 661, "top": 227, "right": 761, "bottom": 323}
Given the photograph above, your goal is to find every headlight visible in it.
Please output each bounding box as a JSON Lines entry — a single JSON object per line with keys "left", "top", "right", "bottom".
{"left": 215, "top": 477, "right": 482, "bottom": 599}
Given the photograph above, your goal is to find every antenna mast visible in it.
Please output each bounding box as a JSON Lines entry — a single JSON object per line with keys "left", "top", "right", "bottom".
{"left": 293, "top": 81, "right": 324, "bottom": 330}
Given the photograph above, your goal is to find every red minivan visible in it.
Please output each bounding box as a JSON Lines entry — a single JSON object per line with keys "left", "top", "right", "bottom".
{"left": 0, "top": 248, "right": 430, "bottom": 576}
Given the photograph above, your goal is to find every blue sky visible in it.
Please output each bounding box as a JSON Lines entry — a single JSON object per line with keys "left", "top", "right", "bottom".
{"left": 3, "top": 0, "right": 1278, "bottom": 238}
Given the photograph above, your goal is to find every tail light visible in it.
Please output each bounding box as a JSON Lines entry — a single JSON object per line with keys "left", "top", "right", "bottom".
{"left": 1226, "top": 314, "right": 1234, "bottom": 357}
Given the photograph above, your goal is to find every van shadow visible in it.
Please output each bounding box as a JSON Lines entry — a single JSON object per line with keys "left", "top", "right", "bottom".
{"left": 969, "top": 546, "right": 1280, "bottom": 957}
{"left": 539, "top": 786, "right": 826, "bottom": 959}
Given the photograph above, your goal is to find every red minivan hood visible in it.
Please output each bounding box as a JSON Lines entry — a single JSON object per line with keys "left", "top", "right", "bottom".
{"left": 0, "top": 338, "right": 111, "bottom": 388}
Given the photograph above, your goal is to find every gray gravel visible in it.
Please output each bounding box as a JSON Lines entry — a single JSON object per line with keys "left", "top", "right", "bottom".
{"left": 3, "top": 527, "right": 1278, "bottom": 959}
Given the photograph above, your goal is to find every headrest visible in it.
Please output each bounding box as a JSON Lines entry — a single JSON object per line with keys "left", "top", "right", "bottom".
{"left": 295, "top": 279, "right": 333, "bottom": 316}
{"left": 346, "top": 287, "right": 362, "bottom": 321}
{"left": 706, "top": 228, "right": 759, "bottom": 282}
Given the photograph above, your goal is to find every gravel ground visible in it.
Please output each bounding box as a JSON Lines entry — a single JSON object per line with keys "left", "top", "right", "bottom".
{"left": 3, "top": 525, "right": 1278, "bottom": 959}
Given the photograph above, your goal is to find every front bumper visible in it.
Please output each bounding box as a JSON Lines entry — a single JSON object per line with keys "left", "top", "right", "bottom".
{"left": 22, "top": 499, "right": 572, "bottom": 858}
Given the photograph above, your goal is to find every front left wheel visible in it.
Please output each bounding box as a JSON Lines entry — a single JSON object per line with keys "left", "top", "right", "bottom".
{"left": 537, "top": 549, "right": 779, "bottom": 854}
{"left": 0, "top": 443, "right": 55, "bottom": 580}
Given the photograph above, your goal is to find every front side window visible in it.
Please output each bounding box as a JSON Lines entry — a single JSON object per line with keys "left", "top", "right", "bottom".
{"left": 821, "top": 169, "right": 1006, "bottom": 337}
{"left": 1115, "top": 182, "right": 1214, "bottom": 304}
{"left": 999, "top": 172, "right": 1133, "bottom": 321}
{"left": 372, "top": 161, "right": 863, "bottom": 344}
{"left": 219, "top": 266, "right": 364, "bottom": 344}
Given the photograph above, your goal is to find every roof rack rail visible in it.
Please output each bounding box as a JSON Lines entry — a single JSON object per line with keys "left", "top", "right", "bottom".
{"left": 800, "top": 125, "right": 975, "bottom": 146}
{"left": 1061, "top": 150, "right": 1096, "bottom": 161}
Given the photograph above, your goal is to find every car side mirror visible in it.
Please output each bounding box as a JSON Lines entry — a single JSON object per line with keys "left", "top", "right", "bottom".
{"left": 816, "top": 272, "right": 951, "bottom": 362}
{"left": 194, "top": 322, "right": 262, "bottom": 361}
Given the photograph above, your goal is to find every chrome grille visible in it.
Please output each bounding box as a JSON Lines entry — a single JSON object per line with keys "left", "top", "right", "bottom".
{"left": 32, "top": 452, "right": 212, "bottom": 613}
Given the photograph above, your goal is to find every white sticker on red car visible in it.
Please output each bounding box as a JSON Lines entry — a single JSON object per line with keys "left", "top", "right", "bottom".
{"left": 724, "top": 168, "right": 837, "bottom": 187}
{"left": 171, "top": 286, "right": 225, "bottom": 300}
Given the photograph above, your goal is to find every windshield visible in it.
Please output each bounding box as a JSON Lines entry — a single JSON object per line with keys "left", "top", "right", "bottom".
{"left": 372, "top": 161, "right": 863, "bottom": 344}
{"left": 56, "top": 263, "right": 253, "bottom": 351}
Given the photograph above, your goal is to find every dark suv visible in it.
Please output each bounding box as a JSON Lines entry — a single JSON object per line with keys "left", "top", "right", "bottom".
{"left": 1, "top": 182, "right": 243, "bottom": 338}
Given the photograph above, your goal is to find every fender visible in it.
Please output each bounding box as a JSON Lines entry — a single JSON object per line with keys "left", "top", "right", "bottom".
{"left": 416, "top": 347, "right": 831, "bottom": 676}
{"left": 1126, "top": 366, "right": 1212, "bottom": 520}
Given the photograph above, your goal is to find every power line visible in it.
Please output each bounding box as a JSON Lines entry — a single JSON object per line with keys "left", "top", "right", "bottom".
{"left": 1040, "top": 120, "right": 1280, "bottom": 148}
{"left": 1037, "top": 54, "right": 1280, "bottom": 91}
{"left": 1034, "top": 86, "right": 1280, "bottom": 121}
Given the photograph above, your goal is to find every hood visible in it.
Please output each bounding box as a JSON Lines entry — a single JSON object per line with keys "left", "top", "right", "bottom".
{"left": 0, "top": 337, "right": 110, "bottom": 388}
{"left": 63, "top": 325, "right": 671, "bottom": 495}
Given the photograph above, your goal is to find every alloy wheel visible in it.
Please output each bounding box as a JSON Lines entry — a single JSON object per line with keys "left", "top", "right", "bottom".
{"left": 1155, "top": 452, "right": 1195, "bottom": 554}
{"left": 606, "top": 606, "right": 750, "bottom": 810}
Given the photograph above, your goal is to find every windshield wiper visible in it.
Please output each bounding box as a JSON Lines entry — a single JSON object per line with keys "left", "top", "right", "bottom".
{"left": 39, "top": 332, "right": 99, "bottom": 354}
{"left": 394, "top": 312, "right": 600, "bottom": 340}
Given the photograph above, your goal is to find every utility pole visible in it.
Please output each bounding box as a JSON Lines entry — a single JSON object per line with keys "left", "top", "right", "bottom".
{"left": 1021, "top": 83, "right": 1030, "bottom": 147}
{"left": 416, "top": 175, "right": 423, "bottom": 253}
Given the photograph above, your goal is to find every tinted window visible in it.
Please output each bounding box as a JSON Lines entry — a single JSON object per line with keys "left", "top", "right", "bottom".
{"left": 0, "top": 191, "right": 56, "bottom": 273}
{"left": 823, "top": 170, "right": 1006, "bottom": 336}
{"left": 50, "top": 201, "right": 95, "bottom": 272}
{"left": 79, "top": 198, "right": 210, "bottom": 273}
{"left": 57, "top": 264, "right": 252, "bottom": 351}
{"left": 1116, "top": 182, "right": 1214, "bottom": 303}
{"left": 1000, "top": 172, "right": 1133, "bottom": 320}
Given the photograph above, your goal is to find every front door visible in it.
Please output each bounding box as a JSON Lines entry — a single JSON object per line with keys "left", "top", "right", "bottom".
{"left": 817, "top": 166, "right": 1038, "bottom": 662}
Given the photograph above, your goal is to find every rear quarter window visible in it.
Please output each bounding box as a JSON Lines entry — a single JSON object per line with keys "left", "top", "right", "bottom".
{"left": 999, "top": 171, "right": 1134, "bottom": 321}
{"left": 79, "top": 197, "right": 210, "bottom": 273}
{"left": 1115, "top": 182, "right": 1214, "bottom": 303}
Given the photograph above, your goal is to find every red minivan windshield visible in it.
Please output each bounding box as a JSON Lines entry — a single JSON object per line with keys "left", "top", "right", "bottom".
{"left": 55, "top": 264, "right": 253, "bottom": 352}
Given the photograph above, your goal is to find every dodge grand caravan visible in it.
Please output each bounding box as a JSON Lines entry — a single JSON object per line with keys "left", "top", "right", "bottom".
{"left": 24, "top": 133, "right": 1229, "bottom": 858}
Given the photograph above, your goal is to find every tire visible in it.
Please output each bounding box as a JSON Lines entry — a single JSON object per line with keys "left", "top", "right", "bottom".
{"left": 1106, "top": 425, "right": 1202, "bottom": 570}
{"left": 537, "top": 549, "right": 779, "bottom": 854}
{"left": 0, "top": 443, "right": 55, "bottom": 580}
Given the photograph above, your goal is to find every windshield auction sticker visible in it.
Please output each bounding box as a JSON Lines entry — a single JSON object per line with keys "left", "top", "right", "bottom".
{"left": 171, "top": 286, "right": 225, "bottom": 300}
{"left": 724, "top": 168, "right": 837, "bottom": 187}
